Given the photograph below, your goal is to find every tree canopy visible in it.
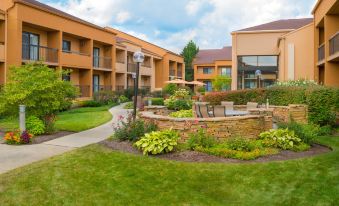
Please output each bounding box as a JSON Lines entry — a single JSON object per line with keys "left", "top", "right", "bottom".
{"left": 0, "top": 63, "right": 78, "bottom": 118}
{"left": 212, "top": 75, "right": 232, "bottom": 91}
{"left": 181, "top": 40, "right": 199, "bottom": 81}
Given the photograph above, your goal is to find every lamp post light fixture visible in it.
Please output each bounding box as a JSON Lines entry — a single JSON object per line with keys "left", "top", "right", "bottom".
{"left": 132, "top": 51, "right": 145, "bottom": 120}
{"left": 255, "top": 69, "right": 262, "bottom": 88}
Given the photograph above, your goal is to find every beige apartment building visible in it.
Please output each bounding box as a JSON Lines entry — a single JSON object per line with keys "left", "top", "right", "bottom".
{"left": 0, "top": 0, "right": 184, "bottom": 98}
{"left": 106, "top": 28, "right": 185, "bottom": 92}
{"left": 231, "top": 18, "right": 314, "bottom": 90}
{"left": 193, "top": 46, "right": 232, "bottom": 91}
{"left": 313, "top": 0, "right": 339, "bottom": 87}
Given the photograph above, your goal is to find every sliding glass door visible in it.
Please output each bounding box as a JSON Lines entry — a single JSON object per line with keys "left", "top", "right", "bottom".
{"left": 22, "top": 32, "right": 40, "bottom": 61}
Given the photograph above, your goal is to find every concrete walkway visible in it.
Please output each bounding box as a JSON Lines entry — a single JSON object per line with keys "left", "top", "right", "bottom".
{"left": 0, "top": 104, "right": 129, "bottom": 174}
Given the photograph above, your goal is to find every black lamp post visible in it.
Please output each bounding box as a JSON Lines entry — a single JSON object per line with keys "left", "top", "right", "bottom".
{"left": 255, "top": 69, "right": 262, "bottom": 88}
{"left": 132, "top": 51, "right": 145, "bottom": 120}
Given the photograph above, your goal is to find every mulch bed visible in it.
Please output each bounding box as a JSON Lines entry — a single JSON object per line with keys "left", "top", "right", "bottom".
{"left": 0, "top": 131, "right": 75, "bottom": 144}
{"left": 100, "top": 140, "right": 331, "bottom": 164}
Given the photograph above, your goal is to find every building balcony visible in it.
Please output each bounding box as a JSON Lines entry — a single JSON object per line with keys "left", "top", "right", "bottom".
{"left": 169, "top": 69, "right": 176, "bottom": 77}
{"left": 317, "top": 43, "right": 325, "bottom": 65}
{"left": 61, "top": 50, "right": 91, "bottom": 69}
{"left": 22, "top": 44, "right": 58, "bottom": 65}
{"left": 140, "top": 86, "right": 151, "bottom": 92}
{"left": 0, "top": 42, "right": 4, "bottom": 62}
{"left": 74, "top": 85, "right": 90, "bottom": 98}
{"left": 93, "top": 56, "right": 112, "bottom": 71}
{"left": 329, "top": 32, "right": 339, "bottom": 62}
{"left": 93, "top": 85, "right": 112, "bottom": 92}
{"left": 115, "top": 61, "right": 127, "bottom": 73}
{"left": 140, "top": 66, "right": 152, "bottom": 76}
{"left": 127, "top": 63, "right": 137, "bottom": 73}
{"left": 115, "top": 85, "right": 125, "bottom": 92}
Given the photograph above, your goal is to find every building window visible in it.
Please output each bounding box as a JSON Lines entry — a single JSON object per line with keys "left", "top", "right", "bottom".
{"left": 203, "top": 68, "right": 213, "bottom": 74}
{"left": 203, "top": 81, "right": 212, "bottom": 91}
{"left": 22, "top": 32, "right": 40, "bottom": 61}
{"left": 220, "top": 67, "right": 231, "bottom": 77}
{"left": 93, "top": 47, "right": 100, "bottom": 68}
{"left": 62, "top": 40, "right": 71, "bottom": 52}
{"left": 237, "top": 55, "right": 278, "bottom": 90}
{"left": 62, "top": 74, "right": 71, "bottom": 81}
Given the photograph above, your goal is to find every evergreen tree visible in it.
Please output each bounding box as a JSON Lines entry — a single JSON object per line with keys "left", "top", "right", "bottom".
{"left": 180, "top": 40, "right": 199, "bottom": 81}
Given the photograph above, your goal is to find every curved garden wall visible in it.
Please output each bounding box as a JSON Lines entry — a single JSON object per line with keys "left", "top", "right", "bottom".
{"left": 140, "top": 108, "right": 272, "bottom": 141}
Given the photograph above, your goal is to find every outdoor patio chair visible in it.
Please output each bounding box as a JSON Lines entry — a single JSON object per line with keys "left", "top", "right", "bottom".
{"left": 212, "top": 105, "right": 226, "bottom": 117}
{"left": 198, "top": 105, "right": 211, "bottom": 118}
{"left": 194, "top": 102, "right": 210, "bottom": 118}
{"left": 221, "top": 101, "right": 234, "bottom": 110}
{"left": 246, "top": 102, "right": 258, "bottom": 110}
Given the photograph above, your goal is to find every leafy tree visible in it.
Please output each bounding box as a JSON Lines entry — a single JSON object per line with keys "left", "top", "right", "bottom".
{"left": 180, "top": 40, "right": 199, "bottom": 81}
{"left": 163, "top": 83, "right": 178, "bottom": 95}
{"left": 212, "top": 76, "right": 232, "bottom": 91}
{"left": 0, "top": 63, "right": 77, "bottom": 126}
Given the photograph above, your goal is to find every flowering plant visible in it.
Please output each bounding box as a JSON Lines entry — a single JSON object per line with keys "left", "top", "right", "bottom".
{"left": 4, "top": 130, "right": 33, "bottom": 145}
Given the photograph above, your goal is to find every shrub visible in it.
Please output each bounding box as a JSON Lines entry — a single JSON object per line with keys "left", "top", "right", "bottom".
{"left": 134, "top": 129, "right": 180, "bottom": 155}
{"left": 150, "top": 91, "right": 163, "bottom": 98}
{"left": 259, "top": 129, "right": 307, "bottom": 151}
{"left": 275, "top": 79, "right": 318, "bottom": 87}
{"left": 82, "top": 100, "right": 102, "bottom": 107}
{"left": 203, "top": 85, "right": 339, "bottom": 126}
{"left": 123, "top": 102, "right": 134, "bottom": 109}
{"left": 0, "top": 63, "right": 77, "bottom": 121}
{"left": 278, "top": 122, "right": 320, "bottom": 144}
{"left": 149, "top": 98, "right": 164, "bottom": 106}
{"left": 169, "top": 109, "right": 193, "bottom": 118}
{"left": 119, "top": 95, "right": 130, "bottom": 103}
{"left": 165, "top": 97, "right": 192, "bottom": 111}
{"left": 225, "top": 137, "right": 256, "bottom": 152}
{"left": 196, "top": 146, "right": 278, "bottom": 160}
{"left": 197, "top": 86, "right": 206, "bottom": 95}
{"left": 26, "top": 116, "right": 45, "bottom": 135}
{"left": 4, "top": 130, "right": 33, "bottom": 145}
{"left": 93, "top": 90, "right": 118, "bottom": 105}
{"left": 187, "top": 128, "right": 217, "bottom": 150}
{"left": 163, "top": 83, "right": 178, "bottom": 95}
{"left": 112, "top": 113, "right": 157, "bottom": 141}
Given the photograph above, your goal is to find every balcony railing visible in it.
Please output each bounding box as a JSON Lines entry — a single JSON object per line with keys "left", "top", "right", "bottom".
{"left": 62, "top": 50, "right": 90, "bottom": 56}
{"left": 318, "top": 44, "right": 325, "bottom": 62}
{"left": 115, "top": 85, "right": 125, "bottom": 92}
{"left": 329, "top": 32, "right": 339, "bottom": 56}
{"left": 169, "top": 69, "right": 175, "bottom": 76}
{"left": 141, "top": 86, "right": 151, "bottom": 92}
{"left": 116, "top": 59, "right": 125, "bottom": 64}
{"left": 74, "top": 85, "right": 90, "bottom": 98}
{"left": 93, "top": 85, "right": 112, "bottom": 93}
{"left": 22, "top": 44, "right": 58, "bottom": 63}
{"left": 93, "top": 56, "right": 112, "bottom": 70}
{"left": 142, "top": 62, "right": 151, "bottom": 68}
{"left": 127, "top": 63, "right": 137, "bottom": 73}
{"left": 177, "top": 69, "right": 183, "bottom": 77}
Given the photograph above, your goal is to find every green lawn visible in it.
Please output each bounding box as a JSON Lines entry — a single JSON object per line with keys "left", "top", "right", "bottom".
{"left": 0, "top": 135, "right": 338, "bottom": 205}
{"left": 0, "top": 104, "right": 116, "bottom": 132}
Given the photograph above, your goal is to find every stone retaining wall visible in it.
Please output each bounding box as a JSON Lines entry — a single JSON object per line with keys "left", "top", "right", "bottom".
{"left": 140, "top": 111, "right": 272, "bottom": 141}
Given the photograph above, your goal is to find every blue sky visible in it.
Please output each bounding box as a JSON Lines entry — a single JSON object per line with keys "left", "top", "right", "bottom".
{"left": 41, "top": 0, "right": 317, "bottom": 53}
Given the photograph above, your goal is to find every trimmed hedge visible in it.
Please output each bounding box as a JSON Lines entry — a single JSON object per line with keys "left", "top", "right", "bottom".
{"left": 203, "top": 86, "right": 339, "bottom": 126}
{"left": 150, "top": 98, "right": 164, "bottom": 106}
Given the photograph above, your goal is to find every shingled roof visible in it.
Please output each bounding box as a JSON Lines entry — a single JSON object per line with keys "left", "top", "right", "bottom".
{"left": 193, "top": 46, "right": 232, "bottom": 65}
{"left": 236, "top": 18, "right": 313, "bottom": 32}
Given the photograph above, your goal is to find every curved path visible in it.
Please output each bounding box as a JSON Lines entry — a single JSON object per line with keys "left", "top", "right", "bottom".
{"left": 0, "top": 104, "right": 129, "bottom": 174}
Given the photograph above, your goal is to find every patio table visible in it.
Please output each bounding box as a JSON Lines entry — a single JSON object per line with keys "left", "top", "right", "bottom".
{"left": 225, "top": 110, "right": 249, "bottom": 116}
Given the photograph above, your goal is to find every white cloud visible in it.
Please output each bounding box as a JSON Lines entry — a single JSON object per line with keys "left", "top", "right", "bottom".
{"left": 185, "top": 0, "right": 207, "bottom": 16}
{"left": 116, "top": 11, "right": 131, "bottom": 24}
{"left": 42, "top": 0, "right": 317, "bottom": 53}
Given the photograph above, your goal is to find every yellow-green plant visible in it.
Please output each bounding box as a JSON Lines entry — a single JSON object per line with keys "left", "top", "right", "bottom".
{"left": 134, "top": 129, "right": 180, "bottom": 155}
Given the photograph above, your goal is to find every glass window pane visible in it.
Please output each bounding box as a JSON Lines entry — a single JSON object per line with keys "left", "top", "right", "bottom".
{"left": 258, "top": 56, "right": 277, "bottom": 66}
{"left": 241, "top": 56, "right": 257, "bottom": 67}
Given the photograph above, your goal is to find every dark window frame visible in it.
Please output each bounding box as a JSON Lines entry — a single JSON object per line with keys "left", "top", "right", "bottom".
{"left": 62, "top": 40, "right": 71, "bottom": 52}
